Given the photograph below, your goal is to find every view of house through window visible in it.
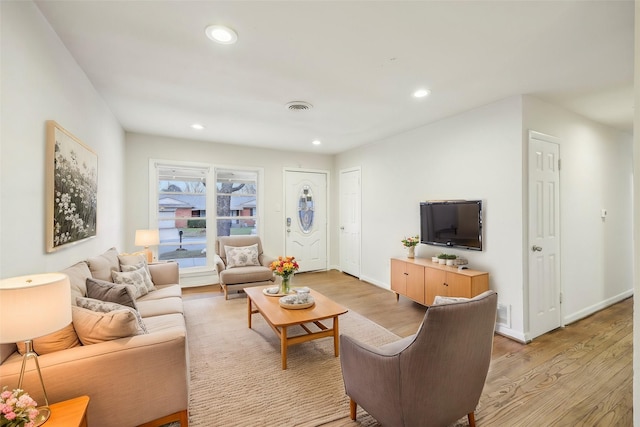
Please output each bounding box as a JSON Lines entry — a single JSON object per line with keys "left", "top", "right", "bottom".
{"left": 156, "top": 165, "right": 208, "bottom": 269}
{"left": 153, "top": 162, "right": 260, "bottom": 272}
{"left": 216, "top": 169, "right": 258, "bottom": 237}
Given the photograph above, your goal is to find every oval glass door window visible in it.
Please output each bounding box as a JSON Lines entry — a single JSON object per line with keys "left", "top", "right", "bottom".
{"left": 298, "top": 185, "right": 314, "bottom": 233}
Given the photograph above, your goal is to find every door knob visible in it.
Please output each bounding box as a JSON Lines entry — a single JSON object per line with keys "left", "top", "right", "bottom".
{"left": 532, "top": 245, "right": 542, "bottom": 252}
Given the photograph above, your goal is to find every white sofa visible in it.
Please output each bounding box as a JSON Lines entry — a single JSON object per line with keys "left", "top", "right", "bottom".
{"left": 0, "top": 248, "right": 189, "bottom": 427}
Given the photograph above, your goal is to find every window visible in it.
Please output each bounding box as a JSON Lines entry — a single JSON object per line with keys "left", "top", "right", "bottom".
{"left": 216, "top": 169, "right": 258, "bottom": 237}
{"left": 150, "top": 161, "right": 262, "bottom": 277}
{"left": 154, "top": 163, "right": 209, "bottom": 270}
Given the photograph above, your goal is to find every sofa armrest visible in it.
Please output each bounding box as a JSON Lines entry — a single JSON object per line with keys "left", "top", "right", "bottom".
{"left": 148, "top": 261, "right": 179, "bottom": 286}
{"left": 261, "top": 254, "right": 277, "bottom": 268}
{"left": 214, "top": 254, "right": 225, "bottom": 274}
{"left": 0, "top": 327, "right": 188, "bottom": 427}
{"left": 339, "top": 333, "right": 403, "bottom": 418}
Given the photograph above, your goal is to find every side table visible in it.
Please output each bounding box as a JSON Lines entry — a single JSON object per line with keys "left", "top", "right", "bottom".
{"left": 47, "top": 395, "right": 90, "bottom": 427}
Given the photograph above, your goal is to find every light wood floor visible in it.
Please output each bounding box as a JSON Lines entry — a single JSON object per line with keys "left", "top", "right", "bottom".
{"left": 183, "top": 270, "right": 633, "bottom": 426}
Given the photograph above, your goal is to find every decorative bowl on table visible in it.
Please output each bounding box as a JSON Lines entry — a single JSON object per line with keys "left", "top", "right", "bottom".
{"left": 279, "top": 292, "right": 315, "bottom": 309}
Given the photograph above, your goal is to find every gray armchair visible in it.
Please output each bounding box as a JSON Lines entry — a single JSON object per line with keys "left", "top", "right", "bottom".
{"left": 340, "top": 290, "right": 498, "bottom": 427}
{"left": 214, "top": 235, "right": 276, "bottom": 299}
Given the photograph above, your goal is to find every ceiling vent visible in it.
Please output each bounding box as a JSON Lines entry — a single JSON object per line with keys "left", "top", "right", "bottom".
{"left": 285, "top": 101, "right": 313, "bottom": 111}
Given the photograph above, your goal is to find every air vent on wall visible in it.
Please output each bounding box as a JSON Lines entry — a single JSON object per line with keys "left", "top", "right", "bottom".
{"left": 285, "top": 101, "right": 313, "bottom": 111}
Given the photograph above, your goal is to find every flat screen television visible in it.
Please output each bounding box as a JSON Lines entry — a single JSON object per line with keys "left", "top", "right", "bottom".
{"left": 420, "top": 200, "right": 483, "bottom": 251}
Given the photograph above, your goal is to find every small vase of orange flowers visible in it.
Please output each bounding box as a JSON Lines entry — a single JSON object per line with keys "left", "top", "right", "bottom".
{"left": 269, "top": 256, "right": 300, "bottom": 294}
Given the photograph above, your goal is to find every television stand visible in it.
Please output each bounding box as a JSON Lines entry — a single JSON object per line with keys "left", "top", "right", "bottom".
{"left": 390, "top": 257, "right": 489, "bottom": 305}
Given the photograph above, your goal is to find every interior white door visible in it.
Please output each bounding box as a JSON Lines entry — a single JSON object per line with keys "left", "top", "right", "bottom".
{"left": 284, "top": 170, "right": 327, "bottom": 272}
{"left": 528, "top": 131, "right": 562, "bottom": 339}
{"left": 339, "top": 168, "right": 361, "bottom": 277}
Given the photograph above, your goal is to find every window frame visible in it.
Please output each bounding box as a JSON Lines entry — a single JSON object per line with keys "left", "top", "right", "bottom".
{"left": 149, "top": 159, "right": 264, "bottom": 280}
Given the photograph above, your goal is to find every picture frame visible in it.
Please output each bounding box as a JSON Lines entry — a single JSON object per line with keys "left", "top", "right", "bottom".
{"left": 46, "top": 120, "right": 98, "bottom": 252}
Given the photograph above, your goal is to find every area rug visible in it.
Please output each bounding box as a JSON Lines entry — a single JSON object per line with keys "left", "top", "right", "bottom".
{"left": 183, "top": 295, "right": 401, "bottom": 426}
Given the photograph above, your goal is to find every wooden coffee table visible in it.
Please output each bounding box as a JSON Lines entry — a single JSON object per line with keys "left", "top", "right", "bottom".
{"left": 245, "top": 285, "right": 348, "bottom": 369}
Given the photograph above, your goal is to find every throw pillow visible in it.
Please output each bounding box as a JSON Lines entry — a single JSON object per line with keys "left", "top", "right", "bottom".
{"left": 76, "top": 296, "right": 148, "bottom": 335}
{"left": 86, "top": 277, "right": 138, "bottom": 310}
{"left": 112, "top": 269, "right": 149, "bottom": 298}
{"left": 86, "top": 247, "right": 120, "bottom": 282}
{"left": 225, "top": 244, "right": 260, "bottom": 269}
{"left": 120, "top": 262, "right": 156, "bottom": 292}
{"left": 119, "top": 253, "right": 155, "bottom": 287}
{"left": 16, "top": 323, "right": 81, "bottom": 356}
{"left": 72, "top": 306, "right": 139, "bottom": 346}
{"left": 432, "top": 295, "right": 470, "bottom": 305}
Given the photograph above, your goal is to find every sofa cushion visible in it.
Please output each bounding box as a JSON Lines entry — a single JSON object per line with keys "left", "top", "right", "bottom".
{"left": 86, "top": 247, "right": 120, "bottom": 282}
{"left": 224, "top": 244, "right": 260, "bottom": 268}
{"left": 16, "top": 323, "right": 81, "bottom": 356}
{"left": 137, "top": 285, "right": 182, "bottom": 302}
{"left": 219, "top": 265, "right": 274, "bottom": 285}
{"left": 86, "top": 277, "right": 138, "bottom": 310}
{"left": 60, "top": 261, "right": 92, "bottom": 304}
{"left": 72, "top": 306, "right": 140, "bottom": 345}
{"left": 112, "top": 269, "right": 149, "bottom": 298}
{"left": 143, "top": 313, "right": 186, "bottom": 334}
{"left": 121, "top": 262, "right": 156, "bottom": 292}
{"left": 136, "top": 297, "right": 184, "bottom": 318}
{"left": 76, "top": 297, "right": 148, "bottom": 335}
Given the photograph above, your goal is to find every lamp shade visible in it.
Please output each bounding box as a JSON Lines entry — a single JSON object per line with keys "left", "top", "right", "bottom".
{"left": 0, "top": 273, "right": 71, "bottom": 343}
{"left": 135, "top": 229, "right": 160, "bottom": 247}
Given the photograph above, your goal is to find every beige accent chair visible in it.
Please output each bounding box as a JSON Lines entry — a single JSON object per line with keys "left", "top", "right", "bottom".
{"left": 214, "top": 235, "right": 276, "bottom": 299}
{"left": 340, "top": 290, "right": 498, "bottom": 427}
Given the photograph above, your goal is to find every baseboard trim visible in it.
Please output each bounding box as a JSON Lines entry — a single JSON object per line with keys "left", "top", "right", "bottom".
{"left": 563, "top": 289, "right": 633, "bottom": 325}
{"left": 495, "top": 325, "right": 528, "bottom": 343}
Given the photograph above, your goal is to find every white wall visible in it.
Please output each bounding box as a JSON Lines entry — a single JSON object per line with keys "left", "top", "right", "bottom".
{"left": 335, "top": 96, "right": 527, "bottom": 340}
{"left": 523, "top": 96, "right": 633, "bottom": 327}
{"left": 124, "top": 132, "right": 333, "bottom": 261}
{"left": 0, "top": 1, "right": 125, "bottom": 278}
{"left": 632, "top": 2, "right": 639, "bottom": 425}
{"left": 335, "top": 94, "right": 633, "bottom": 342}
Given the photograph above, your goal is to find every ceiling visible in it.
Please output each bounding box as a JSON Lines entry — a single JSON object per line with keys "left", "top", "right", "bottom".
{"left": 34, "top": 1, "right": 635, "bottom": 154}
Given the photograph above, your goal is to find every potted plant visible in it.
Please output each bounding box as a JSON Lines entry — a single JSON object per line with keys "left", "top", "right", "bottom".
{"left": 431, "top": 255, "right": 439, "bottom": 263}
{"left": 446, "top": 254, "right": 457, "bottom": 266}
{"left": 437, "top": 253, "right": 447, "bottom": 265}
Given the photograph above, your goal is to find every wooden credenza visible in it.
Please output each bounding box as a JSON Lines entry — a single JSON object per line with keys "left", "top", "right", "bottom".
{"left": 391, "top": 257, "right": 489, "bottom": 305}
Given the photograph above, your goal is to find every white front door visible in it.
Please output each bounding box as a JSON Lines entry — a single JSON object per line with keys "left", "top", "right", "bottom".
{"left": 284, "top": 170, "right": 328, "bottom": 272}
{"left": 528, "top": 131, "right": 562, "bottom": 339}
{"left": 339, "top": 168, "right": 361, "bottom": 277}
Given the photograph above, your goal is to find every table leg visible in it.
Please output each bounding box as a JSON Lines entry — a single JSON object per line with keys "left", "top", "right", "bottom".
{"left": 247, "top": 296, "right": 252, "bottom": 329}
{"left": 281, "top": 326, "right": 288, "bottom": 370}
{"left": 334, "top": 316, "right": 340, "bottom": 357}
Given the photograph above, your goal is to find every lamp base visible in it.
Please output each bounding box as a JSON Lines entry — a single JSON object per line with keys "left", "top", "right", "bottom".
{"left": 33, "top": 406, "right": 50, "bottom": 426}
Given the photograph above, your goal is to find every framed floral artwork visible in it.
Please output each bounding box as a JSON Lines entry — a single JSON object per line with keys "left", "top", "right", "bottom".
{"left": 46, "top": 120, "right": 98, "bottom": 252}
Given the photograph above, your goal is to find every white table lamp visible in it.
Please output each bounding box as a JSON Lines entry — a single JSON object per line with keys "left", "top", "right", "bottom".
{"left": 0, "top": 273, "right": 72, "bottom": 426}
{"left": 135, "top": 229, "right": 160, "bottom": 263}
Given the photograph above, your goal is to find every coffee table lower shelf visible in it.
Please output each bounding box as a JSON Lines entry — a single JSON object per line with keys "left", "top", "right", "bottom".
{"left": 245, "top": 286, "right": 348, "bottom": 370}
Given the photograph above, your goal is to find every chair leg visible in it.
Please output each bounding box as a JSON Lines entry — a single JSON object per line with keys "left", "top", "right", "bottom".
{"left": 468, "top": 412, "right": 476, "bottom": 427}
{"left": 349, "top": 398, "right": 357, "bottom": 420}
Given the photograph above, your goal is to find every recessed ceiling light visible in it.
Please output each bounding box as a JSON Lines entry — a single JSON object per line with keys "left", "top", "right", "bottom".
{"left": 205, "top": 25, "right": 238, "bottom": 44}
{"left": 312, "top": 140, "right": 322, "bottom": 146}
{"left": 413, "top": 89, "right": 431, "bottom": 98}
{"left": 191, "top": 123, "right": 205, "bottom": 130}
